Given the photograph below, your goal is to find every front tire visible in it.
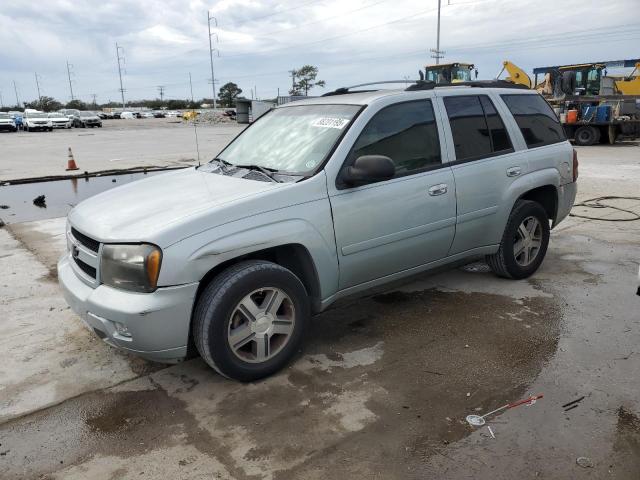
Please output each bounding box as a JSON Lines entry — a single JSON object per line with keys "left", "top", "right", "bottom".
{"left": 574, "top": 126, "right": 599, "bottom": 146}
{"left": 193, "top": 260, "right": 310, "bottom": 382}
{"left": 486, "top": 200, "right": 550, "bottom": 279}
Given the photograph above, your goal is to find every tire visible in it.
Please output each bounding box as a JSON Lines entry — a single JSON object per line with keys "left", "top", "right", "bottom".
{"left": 486, "top": 200, "right": 550, "bottom": 280}
{"left": 574, "top": 126, "right": 599, "bottom": 146}
{"left": 193, "top": 260, "right": 310, "bottom": 382}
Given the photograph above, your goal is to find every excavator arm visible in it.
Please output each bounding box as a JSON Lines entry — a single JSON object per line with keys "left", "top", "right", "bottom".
{"left": 497, "top": 61, "right": 532, "bottom": 88}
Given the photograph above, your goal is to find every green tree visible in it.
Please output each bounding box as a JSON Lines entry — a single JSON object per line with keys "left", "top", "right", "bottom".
{"left": 23, "top": 96, "right": 63, "bottom": 112}
{"left": 218, "top": 82, "right": 243, "bottom": 107}
{"left": 289, "top": 65, "right": 325, "bottom": 96}
{"left": 66, "top": 99, "right": 88, "bottom": 110}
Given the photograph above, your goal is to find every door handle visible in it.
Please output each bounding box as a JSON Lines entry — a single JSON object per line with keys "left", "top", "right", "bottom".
{"left": 506, "top": 166, "right": 521, "bottom": 177}
{"left": 428, "top": 184, "right": 448, "bottom": 196}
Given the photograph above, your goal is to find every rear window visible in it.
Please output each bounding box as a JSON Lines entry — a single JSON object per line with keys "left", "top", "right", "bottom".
{"left": 501, "top": 94, "right": 565, "bottom": 148}
{"left": 443, "top": 95, "right": 513, "bottom": 162}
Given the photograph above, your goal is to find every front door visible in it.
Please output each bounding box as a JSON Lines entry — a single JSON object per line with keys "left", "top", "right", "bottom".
{"left": 328, "top": 99, "right": 456, "bottom": 289}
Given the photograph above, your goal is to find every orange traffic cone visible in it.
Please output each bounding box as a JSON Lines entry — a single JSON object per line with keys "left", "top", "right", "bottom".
{"left": 66, "top": 147, "right": 79, "bottom": 171}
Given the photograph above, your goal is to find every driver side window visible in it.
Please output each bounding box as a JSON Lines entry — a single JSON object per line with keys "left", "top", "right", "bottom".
{"left": 348, "top": 100, "right": 442, "bottom": 178}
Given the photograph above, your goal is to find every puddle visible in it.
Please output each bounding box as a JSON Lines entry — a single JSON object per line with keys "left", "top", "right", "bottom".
{"left": 0, "top": 171, "right": 165, "bottom": 224}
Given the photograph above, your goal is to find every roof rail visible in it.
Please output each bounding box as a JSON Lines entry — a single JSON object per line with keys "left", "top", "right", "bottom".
{"left": 406, "top": 80, "right": 529, "bottom": 91}
{"left": 322, "top": 80, "right": 418, "bottom": 96}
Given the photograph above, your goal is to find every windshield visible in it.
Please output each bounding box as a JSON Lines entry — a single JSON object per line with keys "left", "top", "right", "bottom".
{"left": 217, "top": 104, "right": 360, "bottom": 173}
{"left": 49, "top": 113, "right": 65, "bottom": 118}
{"left": 0, "top": 113, "right": 10, "bottom": 119}
{"left": 80, "top": 111, "right": 96, "bottom": 117}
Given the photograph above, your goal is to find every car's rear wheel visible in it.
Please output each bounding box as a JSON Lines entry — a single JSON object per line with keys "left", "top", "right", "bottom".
{"left": 486, "top": 200, "right": 550, "bottom": 279}
{"left": 193, "top": 260, "right": 309, "bottom": 382}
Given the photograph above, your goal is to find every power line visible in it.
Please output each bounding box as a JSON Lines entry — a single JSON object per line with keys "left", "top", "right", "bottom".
{"left": 66, "top": 61, "right": 75, "bottom": 101}
{"left": 34, "top": 73, "right": 42, "bottom": 103}
{"left": 157, "top": 85, "right": 165, "bottom": 101}
{"left": 116, "top": 42, "right": 126, "bottom": 109}
{"left": 228, "top": 0, "right": 325, "bottom": 27}
{"left": 207, "top": 12, "right": 220, "bottom": 109}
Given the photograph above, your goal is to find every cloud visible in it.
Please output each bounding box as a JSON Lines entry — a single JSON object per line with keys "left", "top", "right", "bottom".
{"left": 0, "top": 0, "right": 639, "bottom": 104}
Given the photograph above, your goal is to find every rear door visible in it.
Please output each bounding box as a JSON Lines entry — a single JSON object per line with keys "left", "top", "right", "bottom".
{"left": 328, "top": 99, "right": 456, "bottom": 289}
{"left": 436, "top": 92, "right": 526, "bottom": 254}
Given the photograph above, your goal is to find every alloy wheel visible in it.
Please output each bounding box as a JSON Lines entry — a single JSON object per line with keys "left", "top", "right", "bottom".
{"left": 513, "top": 216, "right": 542, "bottom": 267}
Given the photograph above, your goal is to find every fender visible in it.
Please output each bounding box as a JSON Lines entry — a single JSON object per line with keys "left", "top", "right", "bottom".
{"left": 159, "top": 213, "right": 340, "bottom": 300}
{"left": 494, "top": 167, "right": 561, "bottom": 240}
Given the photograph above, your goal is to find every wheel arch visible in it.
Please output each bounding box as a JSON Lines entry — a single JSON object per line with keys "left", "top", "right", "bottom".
{"left": 517, "top": 184, "right": 558, "bottom": 224}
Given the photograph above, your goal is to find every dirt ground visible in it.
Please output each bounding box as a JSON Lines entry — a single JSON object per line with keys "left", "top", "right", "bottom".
{"left": 0, "top": 118, "right": 244, "bottom": 182}
{"left": 0, "top": 143, "right": 639, "bottom": 479}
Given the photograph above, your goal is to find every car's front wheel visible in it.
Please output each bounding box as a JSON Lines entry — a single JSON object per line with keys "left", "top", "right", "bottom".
{"left": 486, "top": 200, "right": 550, "bottom": 279}
{"left": 193, "top": 260, "right": 309, "bottom": 381}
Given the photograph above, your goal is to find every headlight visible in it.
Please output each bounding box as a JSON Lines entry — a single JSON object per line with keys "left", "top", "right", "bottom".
{"left": 100, "top": 244, "right": 162, "bottom": 293}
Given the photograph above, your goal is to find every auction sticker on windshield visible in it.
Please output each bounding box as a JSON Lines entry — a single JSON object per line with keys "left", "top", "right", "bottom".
{"left": 311, "top": 117, "right": 350, "bottom": 129}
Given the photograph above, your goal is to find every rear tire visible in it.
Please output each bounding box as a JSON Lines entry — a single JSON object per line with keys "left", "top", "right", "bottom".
{"left": 193, "top": 260, "right": 310, "bottom": 382}
{"left": 486, "top": 200, "right": 550, "bottom": 279}
{"left": 574, "top": 126, "right": 599, "bottom": 146}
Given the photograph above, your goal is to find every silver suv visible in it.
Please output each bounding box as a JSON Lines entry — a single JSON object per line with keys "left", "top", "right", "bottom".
{"left": 58, "top": 82, "right": 577, "bottom": 381}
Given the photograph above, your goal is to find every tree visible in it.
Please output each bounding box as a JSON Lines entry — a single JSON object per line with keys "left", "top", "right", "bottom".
{"left": 23, "top": 96, "right": 63, "bottom": 112}
{"left": 65, "top": 99, "right": 87, "bottom": 110}
{"left": 218, "top": 82, "right": 242, "bottom": 107}
{"left": 289, "top": 65, "right": 325, "bottom": 96}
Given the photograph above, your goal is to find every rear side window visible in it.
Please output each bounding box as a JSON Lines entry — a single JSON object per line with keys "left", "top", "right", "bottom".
{"left": 349, "top": 100, "right": 441, "bottom": 177}
{"left": 501, "top": 94, "right": 566, "bottom": 148}
{"left": 443, "top": 95, "right": 513, "bottom": 162}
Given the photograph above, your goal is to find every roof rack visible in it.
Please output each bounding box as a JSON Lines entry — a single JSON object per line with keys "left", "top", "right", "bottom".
{"left": 322, "top": 80, "right": 418, "bottom": 96}
{"left": 405, "top": 80, "right": 529, "bottom": 91}
{"left": 322, "top": 79, "right": 529, "bottom": 97}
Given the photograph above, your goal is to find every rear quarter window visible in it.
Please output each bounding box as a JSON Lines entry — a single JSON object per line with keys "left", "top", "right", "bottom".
{"left": 501, "top": 94, "right": 566, "bottom": 148}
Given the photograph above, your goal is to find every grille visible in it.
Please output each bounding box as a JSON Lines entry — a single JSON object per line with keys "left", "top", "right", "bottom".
{"left": 71, "top": 228, "right": 100, "bottom": 253}
{"left": 74, "top": 257, "right": 97, "bottom": 278}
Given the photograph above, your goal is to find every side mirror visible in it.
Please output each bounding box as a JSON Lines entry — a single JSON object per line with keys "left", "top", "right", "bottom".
{"left": 341, "top": 155, "right": 395, "bottom": 186}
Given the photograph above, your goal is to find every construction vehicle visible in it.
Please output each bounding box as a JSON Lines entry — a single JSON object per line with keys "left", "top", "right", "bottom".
{"left": 496, "top": 59, "right": 640, "bottom": 145}
{"left": 421, "top": 62, "right": 478, "bottom": 84}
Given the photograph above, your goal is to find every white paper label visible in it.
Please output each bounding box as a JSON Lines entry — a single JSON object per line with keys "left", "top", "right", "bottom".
{"left": 311, "top": 117, "right": 349, "bottom": 129}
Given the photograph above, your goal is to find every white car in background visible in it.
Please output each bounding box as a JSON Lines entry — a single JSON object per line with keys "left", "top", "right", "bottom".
{"left": 23, "top": 110, "right": 53, "bottom": 132}
{"left": 48, "top": 112, "right": 72, "bottom": 129}
{"left": 140, "top": 111, "right": 154, "bottom": 118}
{"left": 0, "top": 112, "right": 17, "bottom": 132}
{"left": 120, "top": 111, "right": 136, "bottom": 119}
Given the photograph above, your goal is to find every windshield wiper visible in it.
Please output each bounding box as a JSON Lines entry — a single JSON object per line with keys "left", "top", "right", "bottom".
{"left": 235, "top": 164, "right": 281, "bottom": 182}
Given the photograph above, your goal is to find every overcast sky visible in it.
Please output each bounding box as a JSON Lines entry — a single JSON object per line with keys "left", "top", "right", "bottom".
{"left": 1, "top": 0, "right": 639, "bottom": 106}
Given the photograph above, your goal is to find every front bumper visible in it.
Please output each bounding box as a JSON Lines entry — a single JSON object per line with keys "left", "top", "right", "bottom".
{"left": 58, "top": 253, "right": 199, "bottom": 363}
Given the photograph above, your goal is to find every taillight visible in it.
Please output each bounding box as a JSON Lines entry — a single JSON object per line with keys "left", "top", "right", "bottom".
{"left": 572, "top": 149, "right": 579, "bottom": 182}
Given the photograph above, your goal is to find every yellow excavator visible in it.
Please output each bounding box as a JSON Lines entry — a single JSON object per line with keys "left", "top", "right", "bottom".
{"left": 495, "top": 59, "right": 640, "bottom": 146}
{"left": 496, "top": 59, "right": 640, "bottom": 96}
{"left": 495, "top": 61, "right": 532, "bottom": 89}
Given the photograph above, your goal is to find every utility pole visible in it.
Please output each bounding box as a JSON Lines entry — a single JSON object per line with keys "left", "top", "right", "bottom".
{"left": 430, "top": 0, "right": 444, "bottom": 64}
{"left": 157, "top": 85, "right": 165, "bottom": 102}
{"left": 207, "top": 12, "right": 219, "bottom": 110}
{"left": 91, "top": 94, "right": 97, "bottom": 107}
{"left": 0, "top": 90, "right": 4, "bottom": 108}
{"left": 34, "top": 73, "right": 42, "bottom": 104}
{"left": 116, "top": 43, "right": 126, "bottom": 109}
{"left": 13, "top": 80, "right": 20, "bottom": 108}
{"left": 66, "top": 61, "right": 75, "bottom": 101}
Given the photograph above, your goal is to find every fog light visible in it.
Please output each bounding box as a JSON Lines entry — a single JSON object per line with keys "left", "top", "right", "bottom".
{"left": 114, "top": 322, "right": 132, "bottom": 338}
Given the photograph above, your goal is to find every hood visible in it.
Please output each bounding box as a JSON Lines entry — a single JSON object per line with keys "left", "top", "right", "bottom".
{"left": 69, "top": 168, "right": 282, "bottom": 246}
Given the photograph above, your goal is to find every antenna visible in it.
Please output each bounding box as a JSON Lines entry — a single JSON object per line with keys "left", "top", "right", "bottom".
{"left": 189, "top": 72, "right": 201, "bottom": 166}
